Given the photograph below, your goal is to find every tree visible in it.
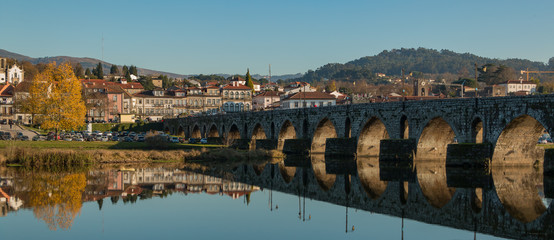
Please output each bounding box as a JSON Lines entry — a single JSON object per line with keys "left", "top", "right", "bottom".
{"left": 453, "top": 78, "right": 479, "bottom": 88}
{"left": 110, "top": 65, "right": 119, "bottom": 75}
{"left": 477, "top": 64, "right": 516, "bottom": 85}
{"left": 139, "top": 76, "right": 155, "bottom": 91}
{"left": 94, "top": 62, "right": 103, "bottom": 79}
{"left": 325, "top": 80, "right": 337, "bottom": 92}
{"left": 85, "top": 68, "right": 92, "bottom": 78}
{"left": 122, "top": 65, "right": 129, "bottom": 76}
{"left": 129, "top": 65, "right": 138, "bottom": 75}
{"left": 245, "top": 69, "right": 254, "bottom": 91}
{"left": 29, "top": 62, "right": 86, "bottom": 135}
{"left": 73, "top": 63, "right": 84, "bottom": 79}
{"left": 549, "top": 57, "right": 554, "bottom": 70}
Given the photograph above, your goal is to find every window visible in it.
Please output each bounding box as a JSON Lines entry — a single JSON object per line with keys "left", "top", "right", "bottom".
{"left": 113, "top": 95, "right": 117, "bottom": 101}
{"left": 294, "top": 102, "right": 299, "bottom": 108}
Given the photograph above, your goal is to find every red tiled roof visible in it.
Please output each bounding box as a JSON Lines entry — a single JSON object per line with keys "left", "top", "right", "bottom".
{"left": 255, "top": 91, "right": 281, "bottom": 97}
{"left": 223, "top": 84, "right": 251, "bottom": 90}
{"left": 287, "top": 92, "right": 335, "bottom": 100}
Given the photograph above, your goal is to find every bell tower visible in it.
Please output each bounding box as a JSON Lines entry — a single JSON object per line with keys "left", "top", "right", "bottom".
{"left": 0, "top": 58, "right": 6, "bottom": 84}
{"left": 413, "top": 79, "right": 430, "bottom": 96}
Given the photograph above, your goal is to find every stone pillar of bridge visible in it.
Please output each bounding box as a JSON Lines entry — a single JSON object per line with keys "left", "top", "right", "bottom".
{"left": 446, "top": 167, "right": 491, "bottom": 189}
{"left": 283, "top": 139, "right": 311, "bottom": 155}
{"left": 379, "top": 139, "right": 416, "bottom": 166}
{"left": 445, "top": 143, "right": 492, "bottom": 168}
{"left": 255, "top": 139, "right": 278, "bottom": 150}
{"left": 324, "top": 138, "right": 357, "bottom": 158}
{"left": 230, "top": 139, "right": 251, "bottom": 150}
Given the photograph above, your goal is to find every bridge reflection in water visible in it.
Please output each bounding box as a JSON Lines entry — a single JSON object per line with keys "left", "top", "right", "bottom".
{"left": 184, "top": 152, "right": 553, "bottom": 240}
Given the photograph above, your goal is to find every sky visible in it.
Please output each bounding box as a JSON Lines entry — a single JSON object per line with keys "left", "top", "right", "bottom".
{"left": 1, "top": 0, "right": 553, "bottom": 76}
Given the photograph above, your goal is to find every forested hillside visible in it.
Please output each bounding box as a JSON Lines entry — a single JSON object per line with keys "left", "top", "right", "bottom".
{"left": 294, "top": 48, "right": 554, "bottom": 83}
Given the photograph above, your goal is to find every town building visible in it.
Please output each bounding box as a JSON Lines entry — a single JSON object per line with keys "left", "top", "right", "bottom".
{"left": 499, "top": 80, "right": 536, "bottom": 95}
{"left": 281, "top": 92, "right": 336, "bottom": 109}
{"left": 0, "top": 84, "right": 14, "bottom": 121}
{"left": 0, "top": 58, "right": 24, "bottom": 85}
{"left": 253, "top": 91, "right": 281, "bottom": 110}
{"left": 222, "top": 84, "right": 252, "bottom": 112}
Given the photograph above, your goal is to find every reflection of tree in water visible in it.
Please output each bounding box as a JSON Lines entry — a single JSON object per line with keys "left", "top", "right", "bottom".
{"left": 27, "top": 173, "right": 86, "bottom": 231}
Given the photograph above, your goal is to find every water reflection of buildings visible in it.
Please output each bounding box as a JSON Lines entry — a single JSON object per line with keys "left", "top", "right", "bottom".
{"left": 0, "top": 168, "right": 259, "bottom": 218}
{"left": 83, "top": 168, "right": 259, "bottom": 203}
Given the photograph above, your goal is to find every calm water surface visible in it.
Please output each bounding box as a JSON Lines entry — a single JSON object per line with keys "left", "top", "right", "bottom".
{"left": 0, "top": 157, "right": 550, "bottom": 240}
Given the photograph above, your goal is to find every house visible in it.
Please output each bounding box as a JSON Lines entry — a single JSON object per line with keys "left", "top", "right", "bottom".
{"left": 222, "top": 84, "right": 252, "bottom": 112}
{"left": 283, "top": 82, "right": 315, "bottom": 98}
{"left": 281, "top": 92, "right": 336, "bottom": 109}
{"left": 13, "top": 81, "right": 33, "bottom": 124}
{"left": 253, "top": 91, "right": 281, "bottom": 110}
{"left": 0, "top": 84, "right": 14, "bottom": 121}
{"left": 499, "top": 80, "right": 536, "bottom": 95}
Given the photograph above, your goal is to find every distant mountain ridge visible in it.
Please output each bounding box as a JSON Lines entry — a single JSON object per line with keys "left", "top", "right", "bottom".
{"left": 293, "top": 48, "right": 554, "bottom": 83}
{"left": 0, "top": 49, "right": 300, "bottom": 81}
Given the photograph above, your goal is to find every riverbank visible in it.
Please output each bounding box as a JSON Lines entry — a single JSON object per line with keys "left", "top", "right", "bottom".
{"left": 0, "top": 143, "right": 284, "bottom": 169}
{"left": 0, "top": 140, "right": 223, "bottom": 150}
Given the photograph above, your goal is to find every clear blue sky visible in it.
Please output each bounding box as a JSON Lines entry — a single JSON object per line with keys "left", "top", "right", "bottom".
{"left": 1, "top": 0, "right": 553, "bottom": 76}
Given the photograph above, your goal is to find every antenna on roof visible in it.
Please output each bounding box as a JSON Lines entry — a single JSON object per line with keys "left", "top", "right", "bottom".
{"left": 269, "top": 64, "right": 271, "bottom": 83}
{"left": 101, "top": 33, "right": 104, "bottom": 62}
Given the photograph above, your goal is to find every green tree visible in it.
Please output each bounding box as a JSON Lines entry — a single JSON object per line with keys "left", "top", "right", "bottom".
{"left": 85, "top": 68, "right": 93, "bottom": 78}
{"left": 139, "top": 76, "right": 155, "bottom": 91}
{"left": 110, "top": 65, "right": 119, "bottom": 75}
{"left": 122, "top": 65, "right": 129, "bottom": 76}
{"left": 477, "top": 64, "right": 516, "bottom": 85}
{"left": 129, "top": 65, "right": 138, "bottom": 75}
{"left": 73, "top": 63, "right": 84, "bottom": 79}
{"left": 245, "top": 69, "right": 254, "bottom": 91}
{"left": 94, "top": 62, "right": 104, "bottom": 79}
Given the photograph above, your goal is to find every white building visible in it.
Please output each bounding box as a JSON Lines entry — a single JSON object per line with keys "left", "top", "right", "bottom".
{"left": 0, "top": 58, "right": 24, "bottom": 85}
{"left": 499, "top": 80, "right": 536, "bottom": 95}
{"left": 281, "top": 92, "right": 336, "bottom": 109}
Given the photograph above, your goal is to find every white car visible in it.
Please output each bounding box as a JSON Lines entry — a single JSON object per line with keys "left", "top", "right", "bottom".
{"left": 170, "top": 137, "right": 180, "bottom": 143}
{"left": 101, "top": 136, "right": 109, "bottom": 142}
{"left": 200, "top": 138, "right": 208, "bottom": 144}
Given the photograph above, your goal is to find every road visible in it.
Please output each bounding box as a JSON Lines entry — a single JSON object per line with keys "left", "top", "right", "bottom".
{"left": 0, "top": 124, "right": 39, "bottom": 139}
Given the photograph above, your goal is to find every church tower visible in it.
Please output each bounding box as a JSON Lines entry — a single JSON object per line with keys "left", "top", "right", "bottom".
{"left": 413, "top": 79, "right": 430, "bottom": 96}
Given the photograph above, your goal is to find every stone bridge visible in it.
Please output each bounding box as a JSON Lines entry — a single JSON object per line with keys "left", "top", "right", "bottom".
{"left": 165, "top": 94, "right": 554, "bottom": 167}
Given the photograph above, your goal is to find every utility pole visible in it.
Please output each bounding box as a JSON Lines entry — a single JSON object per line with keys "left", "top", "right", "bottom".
{"left": 269, "top": 64, "right": 271, "bottom": 83}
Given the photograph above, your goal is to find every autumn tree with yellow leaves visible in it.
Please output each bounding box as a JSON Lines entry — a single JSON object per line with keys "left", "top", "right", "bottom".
{"left": 28, "top": 62, "right": 86, "bottom": 134}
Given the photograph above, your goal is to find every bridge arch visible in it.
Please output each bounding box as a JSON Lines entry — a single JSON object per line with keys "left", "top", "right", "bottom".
{"left": 490, "top": 114, "right": 549, "bottom": 223}
{"left": 415, "top": 116, "right": 457, "bottom": 209}
{"left": 250, "top": 123, "right": 267, "bottom": 149}
{"left": 278, "top": 120, "right": 297, "bottom": 150}
{"left": 357, "top": 117, "right": 389, "bottom": 157}
{"left": 207, "top": 124, "right": 219, "bottom": 137}
{"left": 227, "top": 124, "right": 241, "bottom": 145}
{"left": 311, "top": 117, "right": 337, "bottom": 154}
{"left": 177, "top": 126, "right": 185, "bottom": 136}
{"left": 191, "top": 125, "right": 201, "bottom": 139}
{"left": 492, "top": 114, "right": 546, "bottom": 167}
{"left": 164, "top": 126, "right": 170, "bottom": 134}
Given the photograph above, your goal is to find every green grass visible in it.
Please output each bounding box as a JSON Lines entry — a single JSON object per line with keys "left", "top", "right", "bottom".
{"left": 21, "top": 125, "right": 49, "bottom": 135}
{"left": 0, "top": 140, "right": 224, "bottom": 150}
{"left": 539, "top": 144, "right": 554, "bottom": 149}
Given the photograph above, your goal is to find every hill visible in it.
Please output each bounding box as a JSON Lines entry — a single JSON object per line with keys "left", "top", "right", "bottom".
{"left": 293, "top": 48, "right": 554, "bottom": 83}
{"left": 0, "top": 49, "right": 188, "bottom": 79}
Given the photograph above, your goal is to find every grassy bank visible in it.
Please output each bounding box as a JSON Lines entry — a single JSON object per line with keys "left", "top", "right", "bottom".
{"left": 91, "top": 122, "right": 164, "bottom": 132}
{"left": 0, "top": 140, "right": 224, "bottom": 150}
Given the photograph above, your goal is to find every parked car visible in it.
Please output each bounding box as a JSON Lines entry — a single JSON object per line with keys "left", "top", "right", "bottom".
{"left": 170, "top": 137, "right": 180, "bottom": 143}
{"left": 32, "top": 135, "right": 42, "bottom": 141}
{"left": 101, "top": 136, "right": 109, "bottom": 142}
{"left": 200, "top": 138, "right": 208, "bottom": 144}
{"left": 188, "top": 138, "right": 198, "bottom": 144}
